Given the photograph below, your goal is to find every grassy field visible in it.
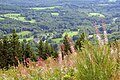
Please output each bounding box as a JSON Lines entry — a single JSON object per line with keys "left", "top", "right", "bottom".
{"left": 52, "top": 31, "right": 78, "bottom": 43}
{"left": 8, "top": 31, "right": 33, "bottom": 41}
{"left": 52, "top": 38, "right": 63, "bottom": 43}
{"left": 88, "top": 13, "right": 105, "bottom": 18}
{"left": 19, "top": 36, "right": 34, "bottom": 42}
{"left": 9, "top": 31, "right": 31, "bottom": 37}
{"left": 51, "top": 13, "right": 59, "bottom": 16}
{"left": 1, "top": 14, "right": 36, "bottom": 23}
{"left": 17, "top": 31, "right": 31, "bottom": 36}
{"left": 98, "top": 4, "right": 109, "bottom": 6}
{"left": 62, "top": 31, "right": 78, "bottom": 37}
{"left": 0, "top": 17, "right": 5, "bottom": 20}
{"left": 30, "top": 6, "right": 61, "bottom": 10}
{"left": 17, "top": 31, "right": 33, "bottom": 41}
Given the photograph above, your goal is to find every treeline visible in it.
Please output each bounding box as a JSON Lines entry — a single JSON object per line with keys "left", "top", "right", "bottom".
{"left": 0, "top": 29, "right": 86, "bottom": 69}
{"left": 0, "top": 29, "right": 57, "bottom": 69}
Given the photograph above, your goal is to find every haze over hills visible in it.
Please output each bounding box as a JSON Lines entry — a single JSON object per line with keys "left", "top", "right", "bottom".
{"left": 0, "top": 0, "right": 118, "bottom": 4}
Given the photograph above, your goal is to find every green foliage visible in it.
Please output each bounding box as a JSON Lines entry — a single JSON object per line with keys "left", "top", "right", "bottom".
{"left": 0, "top": 38, "right": 119, "bottom": 80}
{"left": 75, "top": 41, "right": 119, "bottom": 80}
{"left": 1, "top": 14, "right": 36, "bottom": 23}
{"left": 75, "top": 33, "right": 86, "bottom": 50}
{"left": 63, "top": 34, "right": 71, "bottom": 54}
{"left": 0, "top": 29, "right": 22, "bottom": 69}
{"left": 38, "top": 40, "right": 55, "bottom": 60}
{"left": 9, "top": 29, "right": 22, "bottom": 66}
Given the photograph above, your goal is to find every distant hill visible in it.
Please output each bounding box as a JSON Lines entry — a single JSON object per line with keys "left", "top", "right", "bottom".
{"left": 0, "top": 0, "right": 118, "bottom": 5}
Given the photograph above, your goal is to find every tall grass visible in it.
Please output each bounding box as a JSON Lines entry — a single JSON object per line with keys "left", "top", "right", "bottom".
{"left": 0, "top": 40, "right": 119, "bottom": 80}
{"left": 75, "top": 41, "right": 119, "bottom": 80}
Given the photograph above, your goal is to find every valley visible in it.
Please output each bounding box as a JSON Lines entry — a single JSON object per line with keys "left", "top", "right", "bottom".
{"left": 0, "top": 0, "right": 120, "bottom": 47}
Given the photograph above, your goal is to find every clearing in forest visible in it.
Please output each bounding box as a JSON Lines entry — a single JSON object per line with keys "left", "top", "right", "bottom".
{"left": 1, "top": 14, "right": 36, "bottom": 23}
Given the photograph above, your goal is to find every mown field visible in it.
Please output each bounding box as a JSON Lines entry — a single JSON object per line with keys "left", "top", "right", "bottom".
{"left": 52, "top": 31, "right": 78, "bottom": 43}
{"left": 51, "top": 12, "right": 59, "bottom": 16}
{"left": 0, "top": 17, "right": 4, "bottom": 20}
{"left": 29, "top": 6, "right": 61, "bottom": 10}
{"left": 0, "top": 14, "right": 36, "bottom": 23}
{"left": 88, "top": 13, "right": 105, "bottom": 18}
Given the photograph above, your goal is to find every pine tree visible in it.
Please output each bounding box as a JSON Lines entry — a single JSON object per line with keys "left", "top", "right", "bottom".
{"left": 0, "top": 36, "right": 9, "bottom": 69}
{"left": 9, "top": 29, "right": 22, "bottom": 66}
{"left": 75, "top": 33, "right": 85, "bottom": 50}
{"left": 63, "top": 34, "right": 71, "bottom": 54}
{"left": 38, "top": 40, "right": 54, "bottom": 60}
{"left": 24, "top": 43, "right": 33, "bottom": 59}
{"left": 38, "top": 40, "right": 45, "bottom": 59}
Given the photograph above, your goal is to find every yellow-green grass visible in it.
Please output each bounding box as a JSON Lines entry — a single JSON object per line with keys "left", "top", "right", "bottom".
{"left": 52, "top": 31, "right": 78, "bottom": 43}
{"left": 62, "top": 31, "right": 78, "bottom": 37}
{"left": 88, "top": 13, "right": 105, "bottom": 18}
{"left": 52, "top": 38, "right": 63, "bottom": 43}
{"left": 98, "top": 4, "right": 109, "bottom": 6}
{"left": 51, "top": 13, "right": 59, "bottom": 16}
{"left": 8, "top": 31, "right": 31, "bottom": 37}
{"left": 30, "top": 6, "right": 61, "bottom": 10}
{"left": 0, "top": 17, "right": 5, "bottom": 20}
{"left": 19, "top": 36, "right": 34, "bottom": 42}
{"left": 17, "top": 31, "right": 31, "bottom": 36}
{"left": 1, "top": 14, "right": 36, "bottom": 23}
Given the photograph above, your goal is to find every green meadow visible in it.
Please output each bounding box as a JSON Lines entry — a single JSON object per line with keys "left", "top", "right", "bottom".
{"left": 9, "top": 31, "right": 31, "bottom": 36}
{"left": 30, "top": 6, "right": 61, "bottom": 10}
{"left": 8, "top": 31, "right": 33, "bottom": 41}
{"left": 0, "top": 17, "right": 5, "bottom": 20}
{"left": 52, "top": 38, "right": 63, "bottom": 43}
{"left": 98, "top": 4, "right": 109, "bottom": 6}
{"left": 1, "top": 14, "right": 36, "bottom": 23}
{"left": 19, "top": 36, "right": 34, "bottom": 42}
{"left": 51, "top": 13, "right": 59, "bottom": 16}
{"left": 88, "top": 13, "right": 105, "bottom": 18}
{"left": 52, "top": 31, "right": 78, "bottom": 43}
{"left": 62, "top": 31, "right": 78, "bottom": 37}
{"left": 17, "top": 31, "right": 31, "bottom": 36}
{"left": 17, "top": 31, "right": 33, "bottom": 41}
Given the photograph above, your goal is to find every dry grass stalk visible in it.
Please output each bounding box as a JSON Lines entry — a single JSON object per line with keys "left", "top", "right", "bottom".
{"left": 102, "top": 20, "right": 108, "bottom": 45}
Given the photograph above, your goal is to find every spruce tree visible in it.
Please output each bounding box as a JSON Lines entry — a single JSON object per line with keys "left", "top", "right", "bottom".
{"left": 24, "top": 43, "right": 33, "bottom": 59}
{"left": 0, "top": 36, "right": 9, "bottom": 69}
{"left": 38, "top": 40, "right": 45, "bottom": 59}
{"left": 63, "top": 34, "right": 71, "bottom": 54}
{"left": 38, "top": 40, "right": 54, "bottom": 60}
{"left": 75, "top": 33, "right": 85, "bottom": 50}
{"left": 9, "top": 29, "right": 22, "bottom": 66}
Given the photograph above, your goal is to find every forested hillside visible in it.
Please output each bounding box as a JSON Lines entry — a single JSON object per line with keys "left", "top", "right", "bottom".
{"left": 0, "top": 0, "right": 120, "bottom": 45}
{"left": 0, "top": 0, "right": 120, "bottom": 79}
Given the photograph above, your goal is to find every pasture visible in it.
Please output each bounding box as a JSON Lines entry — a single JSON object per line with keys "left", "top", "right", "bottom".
{"left": 0, "top": 17, "right": 5, "bottom": 20}
{"left": 1, "top": 14, "right": 36, "bottom": 23}
{"left": 19, "top": 36, "right": 34, "bottom": 42}
{"left": 51, "top": 13, "right": 59, "bottom": 16}
{"left": 62, "top": 31, "right": 78, "bottom": 37}
{"left": 30, "top": 6, "right": 61, "bottom": 10}
{"left": 52, "top": 38, "right": 63, "bottom": 43}
{"left": 17, "top": 31, "right": 31, "bottom": 36}
{"left": 88, "top": 13, "right": 105, "bottom": 18}
{"left": 52, "top": 31, "right": 78, "bottom": 43}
